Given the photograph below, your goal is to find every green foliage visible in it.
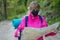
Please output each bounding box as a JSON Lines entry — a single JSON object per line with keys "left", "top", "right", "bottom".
{"left": 6, "top": 0, "right": 27, "bottom": 17}
{"left": 7, "top": 12, "right": 26, "bottom": 20}
{"left": 0, "top": 17, "right": 5, "bottom": 21}
{"left": 39, "top": 0, "right": 60, "bottom": 25}
{"left": 48, "top": 16, "right": 60, "bottom": 25}
{"left": 16, "top": 5, "right": 26, "bottom": 15}
{"left": 0, "top": 0, "right": 60, "bottom": 25}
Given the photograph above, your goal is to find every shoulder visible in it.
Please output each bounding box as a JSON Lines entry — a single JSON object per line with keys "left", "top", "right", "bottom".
{"left": 42, "top": 16, "right": 46, "bottom": 20}
{"left": 39, "top": 15, "right": 46, "bottom": 20}
{"left": 21, "top": 15, "right": 29, "bottom": 21}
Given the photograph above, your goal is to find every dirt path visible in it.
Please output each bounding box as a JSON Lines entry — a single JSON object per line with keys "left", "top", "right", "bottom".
{"left": 0, "top": 20, "right": 17, "bottom": 40}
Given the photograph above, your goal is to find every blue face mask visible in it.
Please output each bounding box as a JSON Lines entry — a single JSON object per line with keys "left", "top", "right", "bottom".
{"left": 31, "top": 10, "right": 39, "bottom": 16}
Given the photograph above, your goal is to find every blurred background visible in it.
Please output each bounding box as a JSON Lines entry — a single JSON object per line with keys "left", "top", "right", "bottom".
{"left": 0, "top": 0, "right": 60, "bottom": 40}
{"left": 0, "top": 0, "right": 60, "bottom": 24}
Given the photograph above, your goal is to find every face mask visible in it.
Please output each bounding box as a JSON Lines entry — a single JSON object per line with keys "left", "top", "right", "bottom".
{"left": 31, "top": 10, "right": 39, "bottom": 16}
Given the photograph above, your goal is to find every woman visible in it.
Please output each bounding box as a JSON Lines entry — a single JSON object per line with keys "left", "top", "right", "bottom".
{"left": 14, "top": 1, "right": 56, "bottom": 40}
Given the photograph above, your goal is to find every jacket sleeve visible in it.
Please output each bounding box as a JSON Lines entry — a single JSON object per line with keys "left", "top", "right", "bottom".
{"left": 14, "top": 16, "right": 26, "bottom": 37}
{"left": 41, "top": 16, "right": 48, "bottom": 27}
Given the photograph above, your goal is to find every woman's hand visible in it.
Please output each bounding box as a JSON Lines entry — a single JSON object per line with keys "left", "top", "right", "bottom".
{"left": 14, "top": 29, "right": 20, "bottom": 38}
{"left": 14, "top": 31, "right": 18, "bottom": 37}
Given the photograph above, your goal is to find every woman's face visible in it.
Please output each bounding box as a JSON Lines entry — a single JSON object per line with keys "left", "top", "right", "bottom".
{"left": 30, "top": 7, "right": 40, "bottom": 16}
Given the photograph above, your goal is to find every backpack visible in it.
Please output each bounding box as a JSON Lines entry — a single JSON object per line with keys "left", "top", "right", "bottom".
{"left": 12, "top": 15, "right": 43, "bottom": 29}
{"left": 12, "top": 19, "right": 22, "bottom": 29}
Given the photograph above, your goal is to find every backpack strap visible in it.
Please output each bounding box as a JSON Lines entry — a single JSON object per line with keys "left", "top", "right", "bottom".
{"left": 25, "top": 16, "right": 28, "bottom": 27}
{"left": 25, "top": 15, "right": 43, "bottom": 27}
{"left": 19, "top": 16, "right": 28, "bottom": 40}
{"left": 39, "top": 15, "right": 43, "bottom": 23}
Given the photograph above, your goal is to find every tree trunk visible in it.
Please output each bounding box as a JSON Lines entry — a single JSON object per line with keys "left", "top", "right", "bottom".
{"left": 3, "top": 0, "right": 7, "bottom": 19}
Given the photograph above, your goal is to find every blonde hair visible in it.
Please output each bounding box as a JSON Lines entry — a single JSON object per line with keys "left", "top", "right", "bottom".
{"left": 27, "top": 1, "right": 40, "bottom": 15}
{"left": 28, "top": 1, "right": 40, "bottom": 10}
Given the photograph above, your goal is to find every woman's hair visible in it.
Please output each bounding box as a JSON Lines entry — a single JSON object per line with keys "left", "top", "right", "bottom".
{"left": 27, "top": 1, "right": 40, "bottom": 15}
{"left": 28, "top": 1, "right": 40, "bottom": 10}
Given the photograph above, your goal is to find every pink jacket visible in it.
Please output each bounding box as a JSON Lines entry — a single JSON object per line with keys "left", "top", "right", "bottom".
{"left": 14, "top": 13, "right": 56, "bottom": 40}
